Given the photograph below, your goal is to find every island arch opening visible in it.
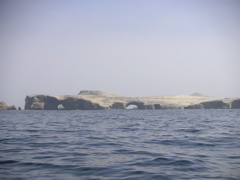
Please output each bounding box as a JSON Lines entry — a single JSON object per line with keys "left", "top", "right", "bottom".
{"left": 126, "top": 101, "right": 145, "bottom": 110}
{"left": 58, "top": 104, "right": 65, "bottom": 110}
{"left": 126, "top": 104, "right": 138, "bottom": 110}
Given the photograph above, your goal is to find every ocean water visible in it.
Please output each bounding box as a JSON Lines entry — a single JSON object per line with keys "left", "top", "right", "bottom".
{"left": 0, "top": 110, "right": 240, "bottom": 180}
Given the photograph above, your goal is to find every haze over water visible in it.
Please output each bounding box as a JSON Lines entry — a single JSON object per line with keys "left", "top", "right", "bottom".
{"left": 1, "top": 0, "right": 240, "bottom": 108}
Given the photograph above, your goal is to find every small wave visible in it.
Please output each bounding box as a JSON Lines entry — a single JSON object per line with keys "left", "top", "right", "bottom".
{"left": 145, "top": 139, "right": 176, "bottom": 145}
{"left": 176, "top": 128, "right": 201, "bottom": 133}
{"left": 194, "top": 154, "right": 208, "bottom": 158}
{"left": 228, "top": 156, "right": 240, "bottom": 159}
{"left": 18, "top": 162, "right": 78, "bottom": 171}
{"left": 174, "top": 166, "right": 208, "bottom": 172}
{"left": 167, "top": 160, "right": 194, "bottom": 166}
{"left": 131, "top": 157, "right": 194, "bottom": 167}
{"left": 0, "top": 160, "right": 18, "bottom": 165}
{"left": 32, "top": 156, "right": 53, "bottom": 159}
{"left": 150, "top": 174, "right": 172, "bottom": 180}
{"left": 153, "top": 158, "right": 194, "bottom": 166}
{"left": 153, "top": 157, "right": 171, "bottom": 162}
{"left": 195, "top": 142, "right": 215, "bottom": 147}
{"left": 113, "top": 149, "right": 136, "bottom": 155}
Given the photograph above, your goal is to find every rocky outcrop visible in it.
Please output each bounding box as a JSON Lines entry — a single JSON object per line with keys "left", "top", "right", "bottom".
{"left": 110, "top": 102, "right": 126, "bottom": 109}
{"left": 201, "top": 101, "right": 226, "bottom": 109}
{"left": 0, "top": 101, "right": 8, "bottom": 110}
{"left": 60, "top": 98, "right": 106, "bottom": 110}
{"left": 184, "top": 100, "right": 230, "bottom": 109}
{"left": 184, "top": 104, "right": 204, "bottom": 109}
{"left": 7, "top": 105, "right": 17, "bottom": 110}
{"left": 25, "top": 90, "right": 240, "bottom": 110}
{"left": 231, "top": 99, "right": 240, "bottom": 109}
{"left": 0, "top": 101, "right": 18, "bottom": 110}
{"left": 25, "top": 94, "right": 107, "bottom": 110}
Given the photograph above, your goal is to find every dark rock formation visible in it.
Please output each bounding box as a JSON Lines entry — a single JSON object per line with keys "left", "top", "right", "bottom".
{"left": 231, "top": 99, "right": 240, "bottom": 109}
{"left": 110, "top": 102, "right": 126, "bottom": 109}
{"left": 184, "top": 104, "right": 204, "bottom": 109}
{"left": 154, "top": 104, "right": 163, "bottom": 109}
{"left": 8, "top": 105, "right": 17, "bottom": 110}
{"left": 44, "top": 96, "right": 60, "bottom": 110}
{"left": 25, "top": 96, "right": 35, "bottom": 109}
{"left": 201, "top": 101, "right": 227, "bottom": 109}
{"left": 60, "top": 98, "right": 106, "bottom": 110}
{"left": 184, "top": 101, "right": 231, "bottom": 109}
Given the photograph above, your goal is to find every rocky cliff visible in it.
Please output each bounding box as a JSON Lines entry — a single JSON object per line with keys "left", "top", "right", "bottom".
{"left": 24, "top": 90, "right": 240, "bottom": 110}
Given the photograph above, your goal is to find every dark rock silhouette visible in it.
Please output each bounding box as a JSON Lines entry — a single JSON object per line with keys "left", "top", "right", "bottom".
{"left": 8, "top": 105, "right": 17, "bottom": 110}
{"left": 232, "top": 99, "right": 240, "bottom": 109}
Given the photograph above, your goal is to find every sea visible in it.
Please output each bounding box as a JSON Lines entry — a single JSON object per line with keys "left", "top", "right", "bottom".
{"left": 0, "top": 110, "right": 240, "bottom": 180}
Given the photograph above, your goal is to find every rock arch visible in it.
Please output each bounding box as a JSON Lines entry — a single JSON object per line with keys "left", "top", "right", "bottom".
{"left": 58, "top": 104, "right": 65, "bottom": 110}
{"left": 44, "top": 96, "right": 60, "bottom": 110}
{"left": 126, "top": 101, "right": 145, "bottom": 110}
{"left": 126, "top": 104, "right": 138, "bottom": 109}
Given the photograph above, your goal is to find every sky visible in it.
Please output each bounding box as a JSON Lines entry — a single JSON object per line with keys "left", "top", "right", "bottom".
{"left": 0, "top": 0, "right": 240, "bottom": 108}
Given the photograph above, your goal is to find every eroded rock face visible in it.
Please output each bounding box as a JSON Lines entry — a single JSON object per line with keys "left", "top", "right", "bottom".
{"left": 201, "top": 101, "right": 227, "bottom": 109}
{"left": 231, "top": 99, "right": 240, "bottom": 109}
{"left": 25, "top": 96, "right": 37, "bottom": 109}
{"left": 44, "top": 96, "right": 60, "bottom": 110}
{"left": 8, "top": 105, "right": 17, "bottom": 110}
{"left": 185, "top": 101, "right": 231, "bottom": 109}
{"left": 25, "top": 90, "right": 239, "bottom": 110}
{"left": 31, "top": 102, "right": 44, "bottom": 110}
{"left": 144, "top": 104, "right": 155, "bottom": 110}
{"left": 25, "top": 95, "right": 59, "bottom": 110}
{"left": 110, "top": 102, "right": 126, "bottom": 109}
{"left": 184, "top": 104, "right": 204, "bottom": 109}
{"left": 0, "top": 101, "right": 8, "bottom": 110}
{"left": 154, "top": 104, "right": 162, "bottom": 109}
{"left": 60, "top": 98, "right": 106, "bottom": 110}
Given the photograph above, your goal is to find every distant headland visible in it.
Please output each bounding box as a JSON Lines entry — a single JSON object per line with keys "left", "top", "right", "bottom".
{"left": 24, "top": 90, "right": 240, "bottom": 110}
{"left": 0, "top": 101, "right": 21, "bottom": 110}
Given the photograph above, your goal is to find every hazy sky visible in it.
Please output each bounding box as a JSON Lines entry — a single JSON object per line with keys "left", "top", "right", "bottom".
{"left": 1, "top": 0, "right": 240, "bottom": 108}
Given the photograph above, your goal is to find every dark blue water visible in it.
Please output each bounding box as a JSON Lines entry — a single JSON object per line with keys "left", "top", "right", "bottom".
{"left": 0, "top": 110, "right": 240, "bottom": 180}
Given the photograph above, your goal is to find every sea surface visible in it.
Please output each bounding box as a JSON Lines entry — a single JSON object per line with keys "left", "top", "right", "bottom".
{"left": 0, "top": 110, "right": 240, "bottom": 180}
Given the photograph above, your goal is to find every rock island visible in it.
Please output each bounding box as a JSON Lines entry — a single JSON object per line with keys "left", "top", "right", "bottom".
{"left": 24, "top": 90, "right": 240, "bottom": 110}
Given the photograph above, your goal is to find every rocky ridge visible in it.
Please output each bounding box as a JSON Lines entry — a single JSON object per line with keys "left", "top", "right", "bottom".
{"left": 24, "top": 90, "right": 240, "bottom": 110}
